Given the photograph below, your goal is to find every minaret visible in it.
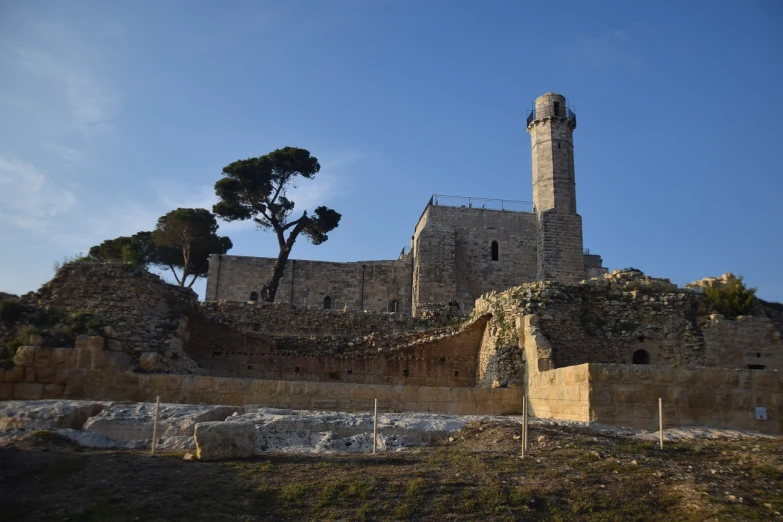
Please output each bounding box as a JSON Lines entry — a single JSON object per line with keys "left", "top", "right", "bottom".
{"left": 527, "top": 92, "right": 585, "bottom": 283}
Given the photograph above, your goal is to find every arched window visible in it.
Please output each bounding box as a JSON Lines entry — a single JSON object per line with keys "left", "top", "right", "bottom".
{"left": 491, "top": 240, "right": 499, "bottom": 261}
{"left": 249, "top": 291, "right": 258, "bottom": 302}
{"left": 632, "top": 349, "right": 650, "bottom": 365}
{"left": 389, "top": 299, "right": 399, "bottom": 313}
{"left": 323, "top": 296, "right": 332, "bottom": 309}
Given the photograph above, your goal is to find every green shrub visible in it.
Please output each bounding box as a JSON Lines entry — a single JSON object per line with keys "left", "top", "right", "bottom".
{"left": 703, "top": 276, "right": 756, "bottom": 317}
{"left": 63, "top": 312, "right": 102, "bottom": 336}
{"left": 623, "top": 267, "right": 644, "bottom": 274}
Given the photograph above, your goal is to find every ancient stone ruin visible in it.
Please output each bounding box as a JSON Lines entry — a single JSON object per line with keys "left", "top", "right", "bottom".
{"left": 1, "top": 92, "right": 780, "bottom": 435}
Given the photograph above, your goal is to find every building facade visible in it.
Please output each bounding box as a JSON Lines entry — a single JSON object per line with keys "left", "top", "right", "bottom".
{"left": 205, "top": 92, "right": 608, "bottom": 315}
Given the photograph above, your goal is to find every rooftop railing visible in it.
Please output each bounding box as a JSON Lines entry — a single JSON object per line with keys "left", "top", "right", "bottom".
{"left": 431, "top": 194, "right": 533, "bottom": 212}
{"left": 526, "top": 106, "right": 577, "bottom": 127}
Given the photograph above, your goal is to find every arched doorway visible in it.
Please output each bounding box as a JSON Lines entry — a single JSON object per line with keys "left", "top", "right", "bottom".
{"left": 249, "top": 291, "right": 258, "bottom": 302}
{"left": 323, "top": 296, "right": 332, "bottom": 309}
{"left": 632, "top": 349, "right": 650, "bottom": 365}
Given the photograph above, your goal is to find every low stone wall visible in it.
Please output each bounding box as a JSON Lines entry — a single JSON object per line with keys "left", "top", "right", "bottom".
{"left": 187, "top": 316, "right": 489, "bottom": 388}
{"left": 198, "top": 300, "right": 421, "bottom": 337}
{"left": 0, "top": 341, "right": 522, "bottom": 416}
{"left": 527, "top": 363, "right": 782, "bottom": 434}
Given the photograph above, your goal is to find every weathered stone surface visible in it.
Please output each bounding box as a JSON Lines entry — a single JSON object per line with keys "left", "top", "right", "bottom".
{"left": 0, "top": 400, "right": 107, "bottom": 430}
{"left": 83, "top": 403, "right": 241, "bottom": 441}
{"left": 139, "top": 352, "right": 163, "bottom": 371}
{"left": 194, "top": 421, "right": 256, "bottom": 461}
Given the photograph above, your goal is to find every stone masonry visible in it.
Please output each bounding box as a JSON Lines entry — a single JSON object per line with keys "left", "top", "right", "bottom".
{"left": 205, "top": 92, "right": 607, "bottom": 316}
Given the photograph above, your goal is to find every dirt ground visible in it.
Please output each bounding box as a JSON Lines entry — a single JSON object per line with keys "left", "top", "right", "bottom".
{"left": 1, "top": 420, "right": 781, "bottom": 521}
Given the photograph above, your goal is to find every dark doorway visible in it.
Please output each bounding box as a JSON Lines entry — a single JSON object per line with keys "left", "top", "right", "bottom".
{"left": 632, "top": 349, "right": 650, "bottom": 365}
{"left": 249, "top": 291, "right": 258, "bottom": 302}
{"left": 324, "top": 296, "right": 332, "bottom": 309}
{"left": 491, "top": 240, "right": 499, "bottom": 261}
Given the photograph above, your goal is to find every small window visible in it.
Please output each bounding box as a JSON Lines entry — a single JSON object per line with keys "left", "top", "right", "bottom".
{"left": 454, "top": 371, "right": 459, "bottom": 377}
{"left": 389, "top": 299, "right": 399, "bottom": 313}
{"left": 553, "top": 101, "right": 561, "bottom": 116}
{"left": 632, "top": 349, "right": 650, "bottom": 365}
{"left": 491, "top": 240, "right": 499, "bottom": 261}
{"left": 295, "top": 367, "right": 300, "bottom": 374}
{"left": 403, "top": 369, "right": 410, "bottom": 377}
{"left": 249, "top": 291, "right": 258, "bottom": 302}
{"left": 748, "top": 364, "right": 766, "bottom": 370}
{"left": 324, "top": 296, "right": 332, "bottom": 309}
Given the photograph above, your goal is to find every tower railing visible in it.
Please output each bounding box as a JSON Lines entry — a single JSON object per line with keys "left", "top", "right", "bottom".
{"left": 431, "top": 194, "right": 533, "bottom": 212}
{"left": 526, "top": 106, "right": 577, "bottom": 127}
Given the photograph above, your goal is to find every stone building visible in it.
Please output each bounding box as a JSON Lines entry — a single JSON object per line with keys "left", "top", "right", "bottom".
{"left": 205, "top": 92, "right": 608, "bottom": 315}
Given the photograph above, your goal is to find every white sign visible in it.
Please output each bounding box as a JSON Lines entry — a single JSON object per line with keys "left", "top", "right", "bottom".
{"left": 755, "top": 407, "right": 767, "bottom": 421}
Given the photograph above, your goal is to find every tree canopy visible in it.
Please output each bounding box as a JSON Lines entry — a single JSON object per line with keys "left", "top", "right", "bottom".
{"left": 88, "top": 231, "right": 156, "bottom": 267}
{"left": 87, "top": 208, "right": 232, "bottom": 287}
{"left": 213, "top": 147, "right": 341, "bottom": 302}
{"left": 152, "top": 208, "right": 233, "bottom": 287}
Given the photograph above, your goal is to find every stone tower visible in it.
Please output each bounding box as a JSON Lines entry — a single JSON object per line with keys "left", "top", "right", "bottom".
{"left": 527, "top": 92, "right": 585, "bottom": 283}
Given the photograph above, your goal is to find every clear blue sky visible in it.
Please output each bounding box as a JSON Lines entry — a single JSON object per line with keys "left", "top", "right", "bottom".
{"left": 1, "top": 1, "right": 782, "bottom": 302}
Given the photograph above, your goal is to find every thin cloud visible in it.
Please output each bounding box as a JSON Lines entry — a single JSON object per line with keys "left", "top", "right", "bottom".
{"left": 0, "top": 155, "right": 78, "bottom": 233}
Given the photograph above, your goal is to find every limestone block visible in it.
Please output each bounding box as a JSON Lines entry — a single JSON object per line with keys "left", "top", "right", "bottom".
{"left": 42, "top": 383, "right": 65, "bottom": 399}
{"left": 752, "top": 371, "right": 780, "bottom": 391}
{"left": 75, "top": 336, "right": 90, "bottom": 349}
{"left": 63, "top": 384, "right": 86, "bottom": 399}
{"left": 666, "top": 386, "right": 688, "bottom": 406}
{"left": 55, "top": 368, "right": 72, "bottom": 384}
{"left": 3, "top": 366, "right": 24, "bottom": 383}
{"left": 139, "top": 352, "right": 163, "bottom": 371}
{"left": 107, "top": 352, "right": 132, "bottom": 371}
{"left": 675, "top": 368, "right": 697, "bottom": 385}
{"left": 197, "top": 376, "right": 215, "bottom": 392}
{"left": 613, "top": 386, "right": 639, "bottom": 405}
{"left": 74, "top": 348, "right": 92, "bottom": 369}
{"left": 687, "top": 388, "right": 716, "bottom": 409}
{"left": 35, "top": 367, "right": 56, "bottom": 384}
{"left": 87, "top": 336, "right": 105, "bottom": 351}
{"left": 13, "top": 383, "right": 44, "bottom": 400}
{"left": 0, "top": 383, "right": 13, "bottom": 399}
{"left": 33, "top": 348, "right": 53, "bottom": 368}
{"left": 50, "top": 348, "right": 73, "bottom": 368}
{"left": 13, "top": 346, "right": 37, "bottom": 367}
{"left": 24, "top": 367, "right": 37, "bottom": 383}
{"left": 599, "top": 366, "right": 621, "bottom": 384}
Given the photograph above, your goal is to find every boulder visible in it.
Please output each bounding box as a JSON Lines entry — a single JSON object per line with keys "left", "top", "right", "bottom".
{"left": 194, "top": 421, "right": 255, "bottom": 461}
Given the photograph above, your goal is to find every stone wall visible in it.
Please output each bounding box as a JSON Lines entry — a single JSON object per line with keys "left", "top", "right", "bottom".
{"left": 185, "top": 313, "right": 490, "bottom": 388}
{"left": 198, "top": 300, "right": 419, "bottom": 337}
{"left": 26, "top": 263, "right": 201, "bottom": 374}
{"left": 526, "top": 363, "right": 782, "bottom": 434}
{"left": 205, "top": 255, "right": 412, "bottom": 314}
{"left": 475, "top": 271, "right": 783, "bottom": 390}
{"left": 0, "top": 340, "right": 522, "bottom": 416}
{"left": 412, "top": 204, "right": 538, "bottom": 316}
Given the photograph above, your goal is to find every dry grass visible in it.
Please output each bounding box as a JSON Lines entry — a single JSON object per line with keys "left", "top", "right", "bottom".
{"left": 0, "top": 422, "right": 781, "bottom": 521}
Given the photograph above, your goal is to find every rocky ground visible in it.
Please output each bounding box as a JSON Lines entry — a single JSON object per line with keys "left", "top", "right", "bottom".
{"left": 0, "top": 400, "right": 781, "bottom": 520}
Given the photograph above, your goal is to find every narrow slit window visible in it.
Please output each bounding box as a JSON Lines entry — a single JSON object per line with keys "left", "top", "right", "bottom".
{"left": 491, "top": 240, "right": 499, "bottom": 261}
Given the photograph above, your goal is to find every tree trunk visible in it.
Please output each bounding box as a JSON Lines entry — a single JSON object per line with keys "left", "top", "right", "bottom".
{"left": 263, "top": 220, "right": 307, "bottom": 302}
{"left": 264, "top": 247, "right": 292, "bottom": 302}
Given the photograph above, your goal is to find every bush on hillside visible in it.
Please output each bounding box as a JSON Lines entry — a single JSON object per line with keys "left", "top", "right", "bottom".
{"left": 704, "top": 276, "right": 756, "bottom": 317}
